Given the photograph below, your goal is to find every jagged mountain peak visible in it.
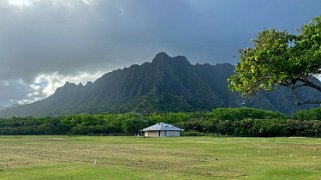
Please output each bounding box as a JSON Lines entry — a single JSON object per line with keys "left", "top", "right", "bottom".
{"left": 64, "top": 81, "right": 77, "bottom": 86}
{"left": 56, "top": 81, "right": 80, "bottom": 91}
{"left": 152, "top": 52, "right": 170, "bottom": 62}
{"left": 0, "top": 52, "right": 319, "bottom": 117}
{"left": 152, "top": 52, "right": 191, "bottom": 68}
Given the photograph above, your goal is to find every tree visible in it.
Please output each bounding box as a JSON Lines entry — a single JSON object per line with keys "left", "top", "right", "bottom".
{"left": 122, "top": 118, "right": 148, "bottom": 135}
{"left": 228, "top": 15, "right": 321, "bottom": 105}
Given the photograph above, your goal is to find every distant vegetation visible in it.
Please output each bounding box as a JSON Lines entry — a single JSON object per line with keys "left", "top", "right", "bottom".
{"left": 1, "top": 107, "right": 321, "bottom": 137}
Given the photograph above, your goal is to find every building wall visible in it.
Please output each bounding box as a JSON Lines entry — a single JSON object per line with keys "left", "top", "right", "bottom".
{"left": 159, "top": 130, "right": 181, "bottom": 137}
{"left": 144, "top": 131, "right": 159, "bottom": 137}
{"left": 160, "top": 130, "right": 167, "bottom": 137}
{"left": 166, "top": 131, "right": 180, "bottom": 137}
{"left": 144, "top": 130, "right": 181, "bottom": 137}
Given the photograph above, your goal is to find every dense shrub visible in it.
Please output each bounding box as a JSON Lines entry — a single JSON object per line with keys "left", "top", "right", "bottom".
{"left": 211, "top": 108, "right": 286, "bottom": 121}
{"left": 0, "top": 108, "right": 320, "bottom": 137}
{"left": 293, "top": 107, "right": 321, "bottom": 120}
{"left": 182, "top": 130, "right": 204, "bottom": 136}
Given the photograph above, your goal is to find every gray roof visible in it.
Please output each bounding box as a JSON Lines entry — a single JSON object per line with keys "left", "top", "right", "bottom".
{"left": 142, "top": 122, "right": 183, "bottom": 131}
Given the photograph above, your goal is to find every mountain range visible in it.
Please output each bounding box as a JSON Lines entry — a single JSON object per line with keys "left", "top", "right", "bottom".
{"left": 0, "top": 52, "right": 319, "bottom": 117}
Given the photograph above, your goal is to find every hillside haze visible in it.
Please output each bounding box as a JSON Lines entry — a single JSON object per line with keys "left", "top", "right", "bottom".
{"left": 0, "top": 52, "right": 319, "bottom": 117}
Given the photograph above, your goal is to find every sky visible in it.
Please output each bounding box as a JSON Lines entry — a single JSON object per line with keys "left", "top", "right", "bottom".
{"left": 0, "top": 0, "right": 321, "bottom": 107}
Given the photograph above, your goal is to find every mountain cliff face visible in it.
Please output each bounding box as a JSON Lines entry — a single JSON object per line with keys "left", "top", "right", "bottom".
{"left": 0, "top": 52, "right": 319, "bottom": 117}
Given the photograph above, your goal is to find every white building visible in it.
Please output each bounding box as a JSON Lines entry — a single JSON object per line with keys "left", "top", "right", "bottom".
{"left": 142, "top": 122, "right": 183, "bottom": 137}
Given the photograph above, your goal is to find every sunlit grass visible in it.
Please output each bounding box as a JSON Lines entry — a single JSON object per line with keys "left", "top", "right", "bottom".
{"left": 0, "top": 136, "right": 320, "bottom": 179}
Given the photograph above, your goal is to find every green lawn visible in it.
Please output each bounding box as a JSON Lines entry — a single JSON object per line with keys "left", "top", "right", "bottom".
{"left": 0, "top": 136, "right": 321, "bottom": 179}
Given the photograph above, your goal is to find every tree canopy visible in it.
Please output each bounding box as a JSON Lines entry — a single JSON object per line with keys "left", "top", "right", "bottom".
{"left": 1, "top": 108, "right": 321, "bottom": 137}
{"left": 228, "top": 15, "right": 321, "bottom": 105}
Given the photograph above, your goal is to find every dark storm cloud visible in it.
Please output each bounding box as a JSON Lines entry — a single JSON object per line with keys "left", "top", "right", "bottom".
{"left": 0, "top": 0, "right": 321, "bottom": 106}
{"left": 0, "top": 0, "right": 196, "bottom": 82}
{"left": 0, "top": 80, "right": 32, "bottom": 106}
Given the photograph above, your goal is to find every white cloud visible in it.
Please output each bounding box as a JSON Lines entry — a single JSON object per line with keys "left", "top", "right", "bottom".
{"left": 8, "top": 0, "right": 36, "bottom": 7}
{"left": 1, "top": 81, "right": 10, "bottom": 86}
{"left": 82, "top": 0, "right": 95, "bottom": 5}
{"left": 16, "top": 71, "right": 104, "bottom": 105}
{"left": 8, "top": 0, "right": 96, "bottom": 7}
{"left": 0, "top": 79, "right": 31, "bottom": 106}
{"left": 17, "top": 98, "right": 41, "bottom": 105}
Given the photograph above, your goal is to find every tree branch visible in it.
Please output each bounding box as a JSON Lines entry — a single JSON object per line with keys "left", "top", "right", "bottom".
{"left": 296, "top": 100, "right": 321, "bottom": 106}
{"left": 293, "top": 83, "right": 308, "bottom": 89}
{"left": 289, "top": 84, "right": 321, "bottom": 106}
{"left": 297, "top": 78, "right": 321, "bottom": 92}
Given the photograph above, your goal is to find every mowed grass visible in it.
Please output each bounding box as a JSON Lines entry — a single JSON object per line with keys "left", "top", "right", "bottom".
{"left": 0, "top": 136, "right": 321, "bottom": 179}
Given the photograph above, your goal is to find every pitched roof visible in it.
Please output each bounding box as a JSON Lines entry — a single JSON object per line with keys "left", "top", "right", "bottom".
{"left": 142, "top": 122, "right": 183, "bottom": 131}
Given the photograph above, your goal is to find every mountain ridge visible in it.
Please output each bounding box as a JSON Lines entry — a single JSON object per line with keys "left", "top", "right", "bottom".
{"left": 0, "top": 52, "right": 319, "bottom": 117}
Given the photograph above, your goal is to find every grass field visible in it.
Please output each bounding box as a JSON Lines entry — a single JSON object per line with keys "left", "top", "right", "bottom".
{"left": 0, "top": 136, "right": 321, "bottom": 179}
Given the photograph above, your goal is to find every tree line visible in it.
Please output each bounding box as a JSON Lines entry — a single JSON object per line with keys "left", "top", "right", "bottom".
{"left": 0, "top": 107, "right": 320, "bottom": 137}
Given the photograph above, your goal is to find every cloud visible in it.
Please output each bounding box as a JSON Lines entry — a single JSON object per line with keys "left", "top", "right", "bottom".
{"left": 0, "top": 79, "right": 31, "bottom": 106}
{"left": 16, "top": 71, "right": 104, "bottom": 105}
{"left": 0, "top": 0, "right": 321, "bottom": 106}
{"left": 7, "top": 0, "right": 96, "bottom": 7}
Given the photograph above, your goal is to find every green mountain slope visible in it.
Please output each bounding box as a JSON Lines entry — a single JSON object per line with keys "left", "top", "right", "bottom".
{"left": 0, "top": 52, "right": 319, "bottom": 117}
